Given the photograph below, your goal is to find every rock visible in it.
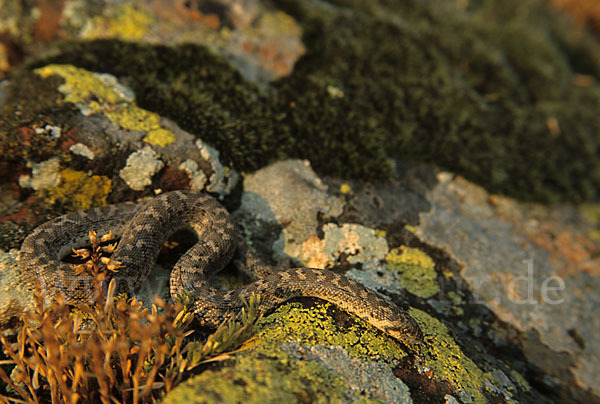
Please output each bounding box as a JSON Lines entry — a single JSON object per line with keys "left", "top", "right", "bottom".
{"left": 119, "top": 146, "right": 165, "bottom": 191}
{"left": 233, "top": 159, "right": 344, "bottom": 265}
{"left": 0, "top": 0, "right": 305, "bottom": 83}
{"left": 164, "top": 300, "right": 415, "bottom": 404}
{"left": 416, "top": 173, "right": 600, "bottom": 402}
{"left": 281, "top": 342, "right": 413, "bottom": 404}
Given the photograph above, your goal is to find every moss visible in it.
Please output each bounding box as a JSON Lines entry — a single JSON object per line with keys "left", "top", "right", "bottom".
{"left": 34, "top": 64, "right": 176, "bottom": 147}
{"left": 411, "top": 308, "right": 497, "bottom": 404}
{"left": 253, "top": 301, "right": 408, "bottom": 363}
{"left": 386, "top": 246, "right": 439, "bottom": 299}
{"left": 35, "top": 42, "right": 282, "bottom": 171}
{"left": 34, "top": 0, "right": 600, "bottom": 202}
{"left": 43, "top": 168, "right": 111, "bottom": 210}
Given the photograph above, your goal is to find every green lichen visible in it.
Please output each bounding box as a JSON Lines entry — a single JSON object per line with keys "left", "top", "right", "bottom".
{"left": 163, "top": 301, "right": 407, "bottom": 404}
{"left": 253, "top": 301, "right": 407, "bottom": 362}
{"left": 386, "top": 246, "right": 439, "bottom": 299}
{"left": 37, "top": 0, "right": 600, "bottom": 203}
{"left": 509, "top": 368, "right": 531, "bottom": 393}
{"left": 43, "top": 168, "right": 111, "bottom": 210}
{"left": 411, "top": 308, "right": 497, "bottom": 404}
{"left": 34, "top": 64, "right": 176, "bottom": 147}
{"left": 162, "top": 352, "right": 352, "bottom": 404}
{"left": 446, "top": 291, "right": 464, "bottom": 316}
{"left": 581, "top": 203, "right": 600, "bottom": 224}
{"left": 578, "top": 204, "right": 600, "bottom": 240}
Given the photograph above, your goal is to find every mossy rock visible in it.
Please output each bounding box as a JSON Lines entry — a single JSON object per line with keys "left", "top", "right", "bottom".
{"left": 26, "top": 0, "right": 600, "bottom": 203}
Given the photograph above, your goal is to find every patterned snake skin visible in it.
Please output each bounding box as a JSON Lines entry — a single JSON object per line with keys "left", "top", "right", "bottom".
{"left": 18, "top": 191, "right": 423, "bottom": 345}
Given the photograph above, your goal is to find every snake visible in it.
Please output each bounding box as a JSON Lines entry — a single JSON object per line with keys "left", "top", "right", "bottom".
{"left": 17, "top": 190, "right": 423, "bottom": 345}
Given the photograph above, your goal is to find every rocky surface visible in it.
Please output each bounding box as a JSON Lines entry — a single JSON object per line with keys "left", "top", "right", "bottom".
{"left": 1, "top": 1, "right": 600, "bottom": 403}
{"left": 416, "top": 174, "right": 600, "bottom": 400}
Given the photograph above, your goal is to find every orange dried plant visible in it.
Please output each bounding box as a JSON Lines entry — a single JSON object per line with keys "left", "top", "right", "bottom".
{"left": 0, "top": 231, "right": 261, "bottom": 404}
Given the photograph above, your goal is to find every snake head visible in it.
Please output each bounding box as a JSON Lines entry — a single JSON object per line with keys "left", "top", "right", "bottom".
{"left": 385, "top": 318, "right": 425, "bottom": 346}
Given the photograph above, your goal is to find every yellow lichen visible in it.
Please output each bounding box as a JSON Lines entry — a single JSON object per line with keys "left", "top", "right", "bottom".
{"left": 580, "top": 203, "right": 600, "bottom": 224}
{"left": 339, "top": 183, "right": 352, "bottom": 194}
{"left": 34, "top": 64, "right": 176, "bottom": 147}
{"left": 411, "top": 308, "right": 495, "bottom": 404}
{"left": 43, "top": 168, "right": 111, "bottom": 210}
{"left": 84, "top": 3, "right": 153, "bottom": 40}
{"left": 36, "top": 64, "right": 123, "bottom": 105}
{"left": 374, "top": 229, "right": 387, "bottom": 238}
{"left": 105, "top": 104, "right": 176, "bottom": 147}
{"left": 588, "top": 229, "right": 600, "bottom": 241}
{"left": 386, "top": 246, "right": 439, "bottom": 298}
{"left": 580, "top": 204, "right": 600, "bottom": 240}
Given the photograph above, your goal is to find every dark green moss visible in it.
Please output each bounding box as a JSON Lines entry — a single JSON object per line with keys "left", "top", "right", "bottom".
{"left": 31, "top": 0, "right": 600, "bottom": 202}
{"left": 274, "top": 0, "right": 600, "bottom": 203}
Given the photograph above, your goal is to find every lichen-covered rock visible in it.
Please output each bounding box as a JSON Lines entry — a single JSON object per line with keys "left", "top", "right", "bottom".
{"left": 1, "top": 63, "right": 238, "bottom": 210}
{"left": 164, "top": 301, "right": 416, "bottom": 404}
{"left": 233, "top": 159, "right": 345, "bottom": 265}
{"left": 1, "top": 0, "right": 600, "bottom": 403}
{"left": 415, "top": 173, "right": 600, "bottom": 402}
{"left": 0, "top": 0, "right": 304, "bottom": 82}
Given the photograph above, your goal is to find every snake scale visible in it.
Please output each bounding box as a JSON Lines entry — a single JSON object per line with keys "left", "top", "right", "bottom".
{"left": 18, "top": 190, "right": 423, "bottom": 345}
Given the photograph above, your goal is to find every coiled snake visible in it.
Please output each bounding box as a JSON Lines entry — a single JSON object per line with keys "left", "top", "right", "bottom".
{"left": 18, "top": 191, "right": 423, "bottom": 345}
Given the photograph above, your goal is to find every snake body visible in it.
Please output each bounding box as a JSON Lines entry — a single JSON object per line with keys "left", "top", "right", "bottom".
{"left": 18, "top": 191, "right": 423, "bottom": 345}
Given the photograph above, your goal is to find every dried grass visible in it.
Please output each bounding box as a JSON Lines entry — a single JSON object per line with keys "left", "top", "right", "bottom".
{"left": 0, "top": 231, "right": 260, "bottom": 404}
